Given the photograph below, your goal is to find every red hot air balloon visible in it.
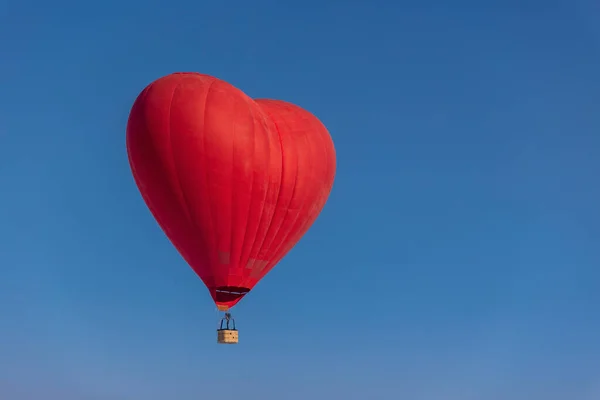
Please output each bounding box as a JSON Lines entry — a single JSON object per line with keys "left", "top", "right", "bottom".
{"left": 126, "top": 72, "right": 336, "bottom": 322}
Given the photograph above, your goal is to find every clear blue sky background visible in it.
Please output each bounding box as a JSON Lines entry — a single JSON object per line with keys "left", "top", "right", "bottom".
{"left": 1, "top": 0, "right": 599, "bottom": 399}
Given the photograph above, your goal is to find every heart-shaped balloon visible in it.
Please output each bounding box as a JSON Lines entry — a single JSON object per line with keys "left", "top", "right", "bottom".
{"left": 126, "top": 72, "right": 336, "bottom": 310}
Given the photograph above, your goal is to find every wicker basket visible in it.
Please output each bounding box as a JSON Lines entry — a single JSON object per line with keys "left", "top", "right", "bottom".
{"left": 217, "top": 329, "right": 239, "bottom": 344}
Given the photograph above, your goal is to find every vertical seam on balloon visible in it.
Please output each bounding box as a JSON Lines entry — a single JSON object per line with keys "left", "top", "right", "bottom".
{"left": 267, "top": 112, "right": 316, "bottom": 272}
{"left": 167, "top": 82, "right": 195, "bottom": 226}
{"left": 277, "top": 118, "right": 334, "bottom": 283}
{"left": 295, "top": 118, "right": 331, "bottom": 242}
{"left": 251, "top": 107, "right": 301, "bottom": 284}
{"left": 235, "top": 101, "right": 258, "bottom": 279}
{"left": 240, "top": 106, "right": 272, "bottom": 287}
{"left": 226, "top": 92, "right": 237, "bottom": 288}
{"left": 241, "top": 105, "right": 285, "bottom": 288}
{"left": 202, "top": 80, "right": 217, "bottom": 290}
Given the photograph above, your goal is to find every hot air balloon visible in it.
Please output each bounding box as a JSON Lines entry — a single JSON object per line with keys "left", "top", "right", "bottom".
{"left": 126, "top": 72, "right": 336, "bottom": 344}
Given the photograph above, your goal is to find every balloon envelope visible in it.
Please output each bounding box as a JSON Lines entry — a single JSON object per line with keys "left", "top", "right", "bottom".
{"left": 126, "top": 72, "right": 336, "bottom": 310}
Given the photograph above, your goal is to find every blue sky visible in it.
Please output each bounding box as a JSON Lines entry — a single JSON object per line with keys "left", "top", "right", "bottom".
{"left": 1, "top": 0, "right": 600, "bottom": 399}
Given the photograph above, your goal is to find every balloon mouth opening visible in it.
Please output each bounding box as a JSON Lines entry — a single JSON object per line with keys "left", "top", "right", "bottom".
{"left": 213, "top": 286, "right": 251, "bottom": 308}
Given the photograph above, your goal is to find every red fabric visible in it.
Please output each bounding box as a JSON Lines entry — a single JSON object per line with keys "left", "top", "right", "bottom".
{"left": 126, "top": 72, "right": 336, "bottom": 309}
